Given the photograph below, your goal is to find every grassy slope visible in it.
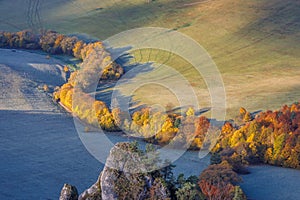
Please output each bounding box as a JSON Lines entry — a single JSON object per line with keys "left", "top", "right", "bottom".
{"left": 0, "top": 0, "right": 299, "bottom": 119}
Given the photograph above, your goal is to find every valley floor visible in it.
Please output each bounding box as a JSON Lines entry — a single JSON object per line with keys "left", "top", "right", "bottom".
{"left": 0, "top": 49, "right": 300, "bottom": 199}
{"left": 240, "top": 165, "right": 300, "bottom": 200}
{"left": 0, "top": 49, "right": 101, "bottom": 199}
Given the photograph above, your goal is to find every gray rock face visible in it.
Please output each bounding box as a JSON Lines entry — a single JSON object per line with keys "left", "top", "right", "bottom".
{"left": 63, "top": 142, "right": 169, "bottom": 200}
{"left": 78, "top": 173, "right": 102, "bottom": 200}
{"left": 100, "top": 142, "right": 169, "bottom": 200}
{"left": 100, "top": 167, "right": 118, "bottom": 200}
{"left": 59, "top": 184, "right": 78, "bottom": 200}
{"left": 105, "top": 142, "right": 147, "bottom": 174}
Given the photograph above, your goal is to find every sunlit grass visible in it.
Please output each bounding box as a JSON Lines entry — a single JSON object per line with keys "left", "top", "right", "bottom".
{"left": 0, "top": 0, "right": 299, "bottom": 119}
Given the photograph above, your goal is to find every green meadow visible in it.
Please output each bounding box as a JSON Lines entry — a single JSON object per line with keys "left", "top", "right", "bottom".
{"left": 1, "top": 0, "right": 299, "bottom": 119}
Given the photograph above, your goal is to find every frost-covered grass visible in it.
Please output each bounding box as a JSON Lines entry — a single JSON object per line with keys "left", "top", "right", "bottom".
{"left": 240, "top": 165, "right": 300, "bottom": 200}
{"left": 0, "top": 49, "right": 300, "bottom": 199}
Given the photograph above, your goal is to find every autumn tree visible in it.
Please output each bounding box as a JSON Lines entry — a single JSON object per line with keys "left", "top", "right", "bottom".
{"left": 243, "top": 111, "right": 252, "bottom": 122}
{"left": 73, "top": 40, "right": 85, "bottom": 59}
{"left": 239, "top": 107, "right": 247, "bottom": 117}
{"left": 199, "top": 161, "right": 242, "bottom": 200}
{"left": 222, "top": 121, "right": 235, "bottom": 135}
{"left": 186, "top": 107, "right": 195, "bottom": 116}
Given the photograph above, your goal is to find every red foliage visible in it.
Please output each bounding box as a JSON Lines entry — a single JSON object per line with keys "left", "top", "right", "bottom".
{"left": 199, "top": 179, "right": 235, "bottom": 200}
{"left": 195, "top": 116, "right": 210, "bottom": 137}
{"left": 199, "top": 162, "right": 240, "bottom": 199}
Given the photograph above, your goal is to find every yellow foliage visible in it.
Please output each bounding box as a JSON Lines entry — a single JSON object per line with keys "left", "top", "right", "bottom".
{"left": 192, "top": 138, "right": 203, "bottom": 149}
{"left": 68, "top": 71, "right": 78, "bottom": 87}
{"left": 59, "top": 89, "right": 69, "bottom": 104}
{"left": 93, "top": 41, "right": 103, "bottom": 49}
{"left": 246, "top": 133, "right": 255, "bottom": 143}
{"left": 243, "top": 112, "right": 252, "bottom": 122}
{"left": 156, "top": 118, "right": 178, "bottom": 143}
{"left": 80, "top": 41, "right": 104, "bottom": 60}
{"left": 53, "top": 91, "right": 60, "bottom": 100}
{"left": 61, "top": 83, "right": 73, "bottom": 90}
{"left": 230, "top": 130, "right": 245, "bottom": 147}
{"left": 264, "top": 147, "right": 274, "bottom": 163}
{"left": 239, "top": 107, "right": 247, "bottom": 115}
{"left": 73, "top": 40, "right": 84, "bottom": 58}
{"left": 54, "top": 34, "right": 64, "bottom": 47}
{"left": 102, "top": 55, "right": 112, "bottom": 67}
{"left": 64, "top": 89, "right": 74, "bottom": 110}
{"left": 50, "top": 37, "right": 124, "bottom": 131}
{"left": 249, "top": 142, "right": 258, "bottom": 155}
{"left": 186, "top": 107, "right": 195, "bottom": 116}
{"left": 222, "top": 122, "right": 234, "bottom": 134}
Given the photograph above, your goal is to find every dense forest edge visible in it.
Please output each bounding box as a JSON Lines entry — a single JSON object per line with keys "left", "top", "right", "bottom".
{"left": 1, "top": 29, "right": 300, "bottom": 200}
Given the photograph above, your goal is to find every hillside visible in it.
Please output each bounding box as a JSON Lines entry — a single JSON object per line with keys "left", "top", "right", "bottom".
{"left": 1, "top": 1, "right": 300, "bottom": 199}
{"left": 0, "top": 0, "right": 299, "bottom": 119}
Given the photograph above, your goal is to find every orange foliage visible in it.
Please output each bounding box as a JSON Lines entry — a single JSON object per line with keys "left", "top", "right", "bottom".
{"left": 239, "top": 107, "right": 246, "bottom": 115}
{"left": 54, "top": 34, "right": 64, "bottom": 47}
{"left": 217, "top": 102, "right": 300, "bottom": 169}
{"left": 195, "top": 116, "right": 210, "bottom": 137}
{"left": 222, "top": 122, "right": 234, "bottom": 134}
{"left": 63, "top": 66, "right": 69, "bottom": 72}
{"left": 199, "top": 179, "right": 235, "bottom": 200}
{"left": 199, "top": 161, "right": 240, "bottom": 200}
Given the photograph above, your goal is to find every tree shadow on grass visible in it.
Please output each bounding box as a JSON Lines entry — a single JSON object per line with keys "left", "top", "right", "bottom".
{"left": 92, "top": 45, "right": 155, "bottom": 113}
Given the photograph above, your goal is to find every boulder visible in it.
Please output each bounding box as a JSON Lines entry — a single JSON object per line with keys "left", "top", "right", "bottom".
{"left": 59, "top": 184, "right": 78, "bottom": 200}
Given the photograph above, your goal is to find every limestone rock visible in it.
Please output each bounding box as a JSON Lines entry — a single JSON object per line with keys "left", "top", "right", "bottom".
{"left": 77, "top": 142, "right": 170, "bottom": 200}
{"left": 78, "top": 173, "right": 102, "bottom": 200}
{"left": 59, "top": 184, "right": 78, "bottom": 200}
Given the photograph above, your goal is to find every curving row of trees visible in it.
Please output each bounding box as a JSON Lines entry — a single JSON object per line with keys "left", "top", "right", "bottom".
{"left": 55, "top": 77, "right": 212, "bottom": 148}
{"left": 56, "top": 77, "right": 212, "bottom": 148}
{"left": 2, "top": 30, "right": 298, "bottom": 171}
{"left": 0, "top": 29, "right": 216, "bottom": 151}
{"left": 53, "top": 71, "right": 118, "bottom": 131}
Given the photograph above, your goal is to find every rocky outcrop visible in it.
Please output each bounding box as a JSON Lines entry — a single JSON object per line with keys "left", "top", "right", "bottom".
{"left": 78, "top": 173, "right": 102, "bottom": 200}
{"left": 60, "top": 142, "right": 169, "bottom": 200}
{"left": 59, "top": 184, "right": 78, "bottom": 200}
